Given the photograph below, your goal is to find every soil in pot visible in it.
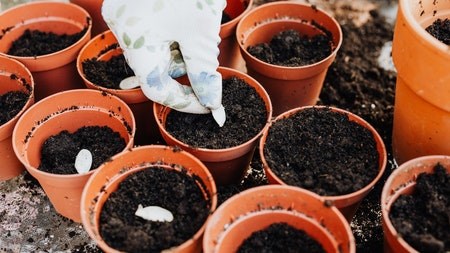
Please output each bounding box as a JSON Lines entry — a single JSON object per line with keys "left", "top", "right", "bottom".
{"left": 165, "top": 76, "right": 267, "bottom": 149}
{"left": 237, "top": 222, "right": 326, "bottom": 253}
{"left": 0, "top": 90, "right": 29, "bottom": 125}
{"left": 425, "top": 18, "right": 450, "bottom": 45}
{"left": 389, "top": 163, "right": 450, "bottom": 253}
{"left": 100, "top": 167, "right": 211, "bottom": 252}
{"left": 247, "top": 29, "right": 333, "bottom": 67}
{"left": 81, "top": 52, "right": 135, "bottom": 89}
{"left": 38, "top": 126, "right": 126, "bottom": 174}
{"left": 264, "top": 107, "right": 379, "bottom": 196}
{"left": 222, "top": 12, "right": 232, "bottom": 24}
{"left": 6, "top": 28, "right": 88, "bottom": 57}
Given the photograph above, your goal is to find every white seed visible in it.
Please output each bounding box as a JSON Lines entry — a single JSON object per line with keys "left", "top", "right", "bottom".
{"left": 135, "top": 204, "right": 174, "bottom": 222}
{"left": 120, "top": 76, "right": 140, "bottom": 90}
{"left": 74, "top": 149, "right": 92, "bottom": 174}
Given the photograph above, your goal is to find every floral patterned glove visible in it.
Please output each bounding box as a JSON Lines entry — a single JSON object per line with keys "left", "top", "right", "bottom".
{"left": 102, "top": 0, "right": 226, "bottom": 126}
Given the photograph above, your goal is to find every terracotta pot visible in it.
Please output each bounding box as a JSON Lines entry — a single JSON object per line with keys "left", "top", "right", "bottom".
{"left": 12, "top": 89, "right": 135, "bottom": 222}
{"left": 203, "top": 185, "right": 355, "bottom": 253}
{"left": 154, "top": 67, "right": 272, "bottom": 185}
{"left": 0, "top": 1, "right": 92, "bottom": 101}
{"left": 219, "top": 0, "right": 253, "bottom": 72}
{"left": 392, "top": 0, "right": 450, "bottom": 165}
{"left": 69, "top": 0, "right": 108, "bottom": 36}
{"left": 81, "top": 145, "right": 217, "bottom": 253}
{"left": 259, "top": 106, "right": 387, "bottom": 221}
{"left": 381, "top": 155, "right": 450, "bottom": 253}
{"left": 0, "top": 56, "right": 34, "bottom": 181}
{"left": 236, "top": 1, "right": 342, "bottom": 116}
{"left": 77, "top": 30, "right": 162, "bottom": 145}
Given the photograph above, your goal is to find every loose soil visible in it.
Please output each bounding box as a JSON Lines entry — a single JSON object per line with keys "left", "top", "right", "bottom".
{"left": 38, "top": 126, "right": 126, "bottom": 174}
{"left": 247, "top": 29, "right": 333, "bottom": 67}
{"left": 264, "top": 107, "right": 379, "bottom": 196}
{"left": 7, "top": 28, "right": 87, "bottom": 57}
{"left": 425, "top": 18, "right": 450, "bottom": 45}
{"left": 165, "top": 76, "right": 267, "bottom": 149}
{"left": 389, "top": 163, "right": 450, "bottom": 253}
{"left": 0, "top": 91, "right": 28, "bottom": 125}
{"left": 100, "top": 167, "right": 210, "bottom": 252}
{"left": 82, "top": 54, "right": 135, "bottom": 89}
{"left": 237, "top": 222, "right": 326, "bottom": 253}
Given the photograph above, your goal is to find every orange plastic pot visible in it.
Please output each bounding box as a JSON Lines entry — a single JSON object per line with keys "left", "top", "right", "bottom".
{"left": 12, "top": 89, "right": 135, "bottom": 222}
{"left": 0, "top": 56, "right": 34, "bottom": 181}
{"left": 154, "top": 67, "right": 272, "bottom": 185}
{"left": 81, "top": 145, "right": 217, "bottom": 253}
{"left": 70, "top": 0, "right": 108, "bottom": 36}
{"left": 259, "top": 106, "right": 387, "bottom": 221}
{"left": 77, "top": 30, "right": 162, "bottom": 145}
{"left": 236, "top": 1, "right": 342, "bottom": 116}
{"left": 0, "top": 1, "right": 92, "bottom": 101}
{"left": 203, "top": 185, "right": 355, "bottom": 253}
{"left": 392, "top": 0, "right": 450, "bottom": 165}
{"left": 381, "top": 155, "right": 450, "bottom": 253}
{"left": 219, "top": 0, "right": 253, "bottom": 71}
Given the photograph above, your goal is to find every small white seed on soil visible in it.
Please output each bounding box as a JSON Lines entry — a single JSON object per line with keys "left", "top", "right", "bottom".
{"left": 120, "top": 76, "right": 140, "bottom": 90}
{"left": 135, "top": 204, "right": 174, "bottom": 222}
{"left": 74, "top": 149, "right": 92, "bottom": 174}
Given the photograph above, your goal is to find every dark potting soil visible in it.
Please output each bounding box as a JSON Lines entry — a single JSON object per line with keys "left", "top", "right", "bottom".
{"left": 237, "top": 222, "right": 326, "bottom": 253}
{"left": 264, "top": 107, "right": 379, "bottom": 196}
{"left": 100, "top": 167, "right": 211, "bottom": 252}
{"left": 0, "top": 90, "right": 28, "bottom": 125}
{"left": 425, "top": 18, "right": 450, "bottom": 45}
{"left": 38, "top": 126, "right": 126, "bottom": 174}
{"left": 82, "top": 54, "right": 135, "bottom": 89}
{"left": 389, "top": 163, "right": 450, "bottom": 253}
{"left": 247, "top": 29, "right": 333, "bottom": 67}
{"left": 7, "top": 28, "right": 87, "bottom": 57}
{"left": 165, "top": 76, "right": 267, "bottom": 149}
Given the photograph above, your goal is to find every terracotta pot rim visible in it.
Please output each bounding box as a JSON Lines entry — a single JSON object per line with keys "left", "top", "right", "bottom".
{"left": 399, "top": 0, "right": 450, "bottom": 56}
{"left": 260, "top": 105, "right": 387, "bottom": 202}
{"left": 0, "top": 1, "right": 92, "bottom": 61}
{"left": 236, "top": 1, "right": 343, "bottom": 71}
{"left": 381, "top": 155, "right": 450, "bottom": 252}
{"left": 220, "top": 0, "right": 254, "bottom": 38}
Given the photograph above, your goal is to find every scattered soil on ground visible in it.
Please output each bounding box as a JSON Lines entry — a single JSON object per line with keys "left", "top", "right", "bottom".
{"left": 0, "top": 91, "right": 28, "bottom": 124}
{"left": 389, "top": 163, "right": 450, "bottom": 253}
{"left": 100, "top": 167, "right": 211, "bottom": 252}
{"left": 7, "top": 28, "right": 87, "bottom": 57}
{"left": 247, "top": 29, "right": 333, "bottom": 67}
{"left": 425, "top": 18, "right": 450, "bottom": 45}
{"left": 82, "top": 54, "right": 135, "bottom": 89}
{"left": 39, "top": 126, "right": 126, "bottom": 174}
{"left": 237, "top": 222, "right": 326, "bottom": 253}
{"left": 166, "top": 76, "right": 267, "bottom": 149}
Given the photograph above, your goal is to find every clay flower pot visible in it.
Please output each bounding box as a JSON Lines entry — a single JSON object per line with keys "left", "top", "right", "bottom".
{"left": 12, "top": 89, "right": 135, "bottom": 222}
{"left": 0, "top": 1, "right": 92, "bottom": 101}
{"left": 0, "top": 56, "right": 34, "bottom": 181}
{"left": 154, "top": 67, "right": 272, "bottom": 185}
{"left": 219, "top": 0, "right": 253, "bottom": 71}
{"left": 203, "top": 185, "right": 355, "bottom": 253}
{"left": 77, "top": 30, "right": 161, "bottom": 145}
{"left": 391, "top": 0, "right": 450, "bottom": 165}
{"left": 259, "top": 106, "right": 387, "bottom": 221}
{"left": 381, "top": 155, "right": 450, "bottom": 253}
{"left": 70, "top": 0, "right": 108, "bottom": 36}
{"left": 81, "top": 145, "right": 217, "bottom": 253}
{"left": 236, "top": 1, "right": 343, "bottom": 116}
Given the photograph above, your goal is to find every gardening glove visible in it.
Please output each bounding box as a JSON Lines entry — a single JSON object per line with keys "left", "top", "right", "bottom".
{"left": 102, "top": 0, "right": 227, "bottom": 126}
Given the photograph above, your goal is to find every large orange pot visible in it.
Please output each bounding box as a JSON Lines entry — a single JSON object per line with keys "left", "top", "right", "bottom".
{"left": 236, "top": 1, "right": 342, "bottom": 116}
{"left": 70, "top": 0, "right": 108, "bottom": 36}
{"left": 392, "top": 0, "right": 450, "bottom": 165}
{"left": 0, "top": 56, "right": 34, "bottom": 181}
{"left": 154, "top": 67, "right": 272, "bottom": 185}
{"left": 203, "top": 185, "right": 355, "bottom": 253}
{"left": 259, "top": 106, "right": 387, "bottom": 221}
{"left": 81, "top": 145, "right": 217, "bottom": 253}
{"left": 12, "top": 89, "right": 135, "bottom": 222}
{"left": 0, "top": 1, "right": 92, "bottom": 101}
